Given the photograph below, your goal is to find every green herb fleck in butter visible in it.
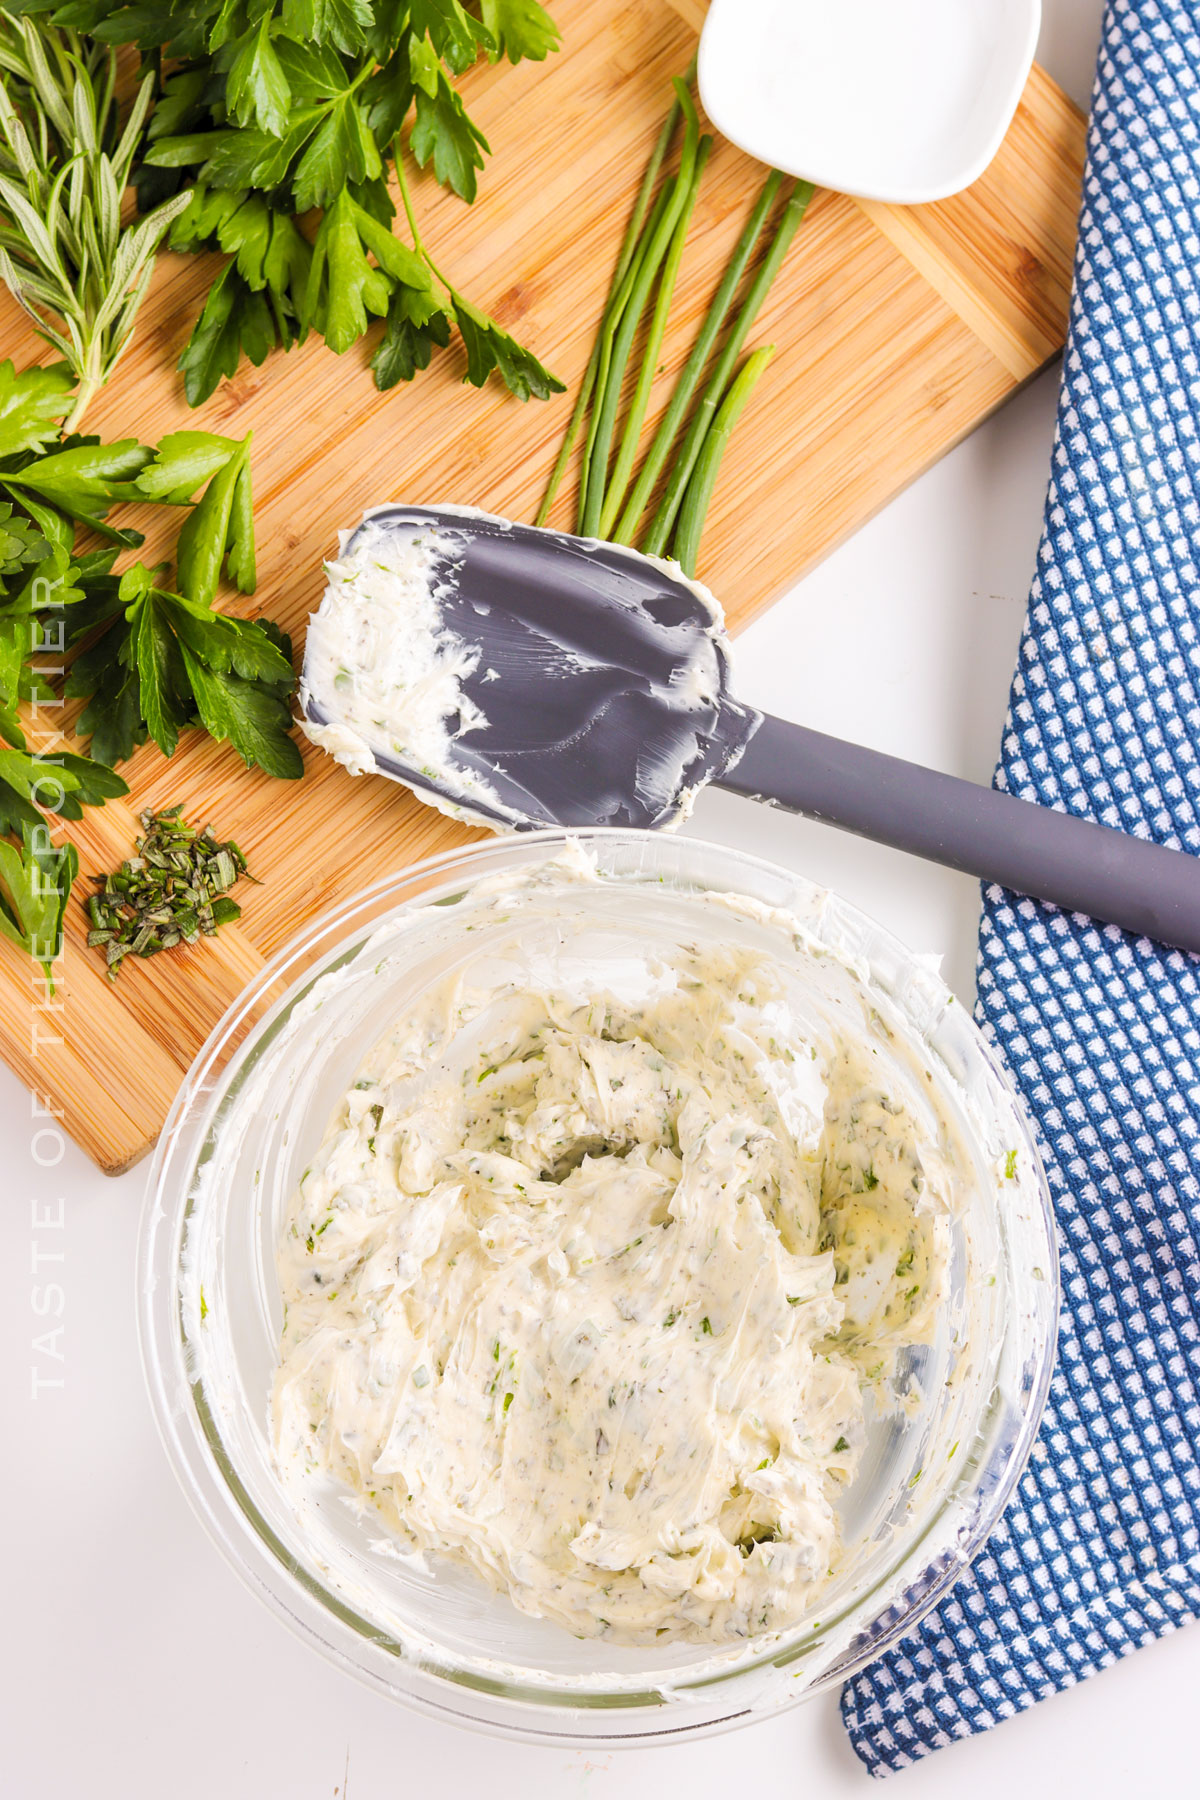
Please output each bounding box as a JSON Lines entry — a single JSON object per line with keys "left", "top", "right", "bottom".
{"left": 273, "top": 936, "right": 950, "bottom": 1646}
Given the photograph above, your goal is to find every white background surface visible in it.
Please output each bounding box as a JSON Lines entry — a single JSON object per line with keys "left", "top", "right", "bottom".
{"left": 8, "top": 2, "right": 1200, "bottom": 1793}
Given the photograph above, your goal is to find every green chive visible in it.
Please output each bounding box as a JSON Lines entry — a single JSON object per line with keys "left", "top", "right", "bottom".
{"left": 579, "top": 80, "right": 702, "bottom": 539}
{"left": 599, "top": 135, "right": 713, "bottom": 538}
{"left": 534, "top": 61, "right": 696, "bottom": 528}
{"left": 612, "top": 166, "right": 786, "bottom": 546}
{"left": 643, "top": 179, "right": 815, "bottom": 559}
{"left": 671, "top": 344, "right": 776, "bottom": 576}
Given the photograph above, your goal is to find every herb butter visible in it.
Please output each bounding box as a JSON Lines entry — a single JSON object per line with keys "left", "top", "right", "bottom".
{"left": 273, "top": 877, "right": 952, "bottom": 1646}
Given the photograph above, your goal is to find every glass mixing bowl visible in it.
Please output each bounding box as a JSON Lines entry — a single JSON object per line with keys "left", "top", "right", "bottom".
{"left": 139, "top": 830, "right": 1057, "bottom": 1745}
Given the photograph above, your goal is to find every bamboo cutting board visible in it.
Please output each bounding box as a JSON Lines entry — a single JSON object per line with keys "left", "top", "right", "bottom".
{"left": 0, "top": 0, "right": 1086, "bottom": 1172}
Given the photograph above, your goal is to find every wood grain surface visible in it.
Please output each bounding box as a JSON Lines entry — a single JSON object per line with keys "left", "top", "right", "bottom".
{"left": 0, "top": 0, "right": 1086, "bottom": 1171}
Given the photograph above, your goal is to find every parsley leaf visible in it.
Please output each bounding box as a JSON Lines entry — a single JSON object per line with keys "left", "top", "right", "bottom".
{"left": 292, "top": 90, "right": 382, "bottom": 212}
{"left": 408, "top": 31, "right": 441, "bottom": 96}
{"left": 0, "top": 360, "right": 75, "bottom": 460}
{"left": 280, "top": 0, "right": 375, "bottom": 56}
{"left": 0, "top": 746, "right": 80, "bottom": 830}
{"left": 371, "top": 286, "right": 452, "bottom": 388}
{"left": 134, "top": 431, "right": 249, "bottom": 506}
{"left": 183, "top": 649, "right": 303, "bottom": 779}
{"left": 363, "top": 45, "right": 416, "bottom": 141}
{"left": 478, "top": 0, "right": 560, "bottom": 63}
{"left": 70, "top": 621, "right": 144, "bottom": 768}
{"left": 177, "top": 263, "right": 290, "bottom": 407}
{"left": 227, "top": 14, "right": 293, "bottom": 136}
{"left": 410, "top": 0, "right": 491, "bottom": 75}
{"left": 67, "top": 562, "right": 301, "bottom": 778}
{"left": 0, "top": 742, "right": 126, "bottom": 832}
{"left": 133, "top": 588, "right": 192, "bottom": 759}
{"left": 274, "top": 37, "right": 359, "bottom": 101}
{"left": 302, "top": 189, "right": 392, "bottom": 352}
{"left": 1, "top": 439, "right": 152, "bottom": 543}
{"left": 453, "top": 296, "right": 564, "bottom": 400}
{"left": 410, "top": 70, "right": 489, "bottom": 202}
{"left": 56, "top": 754, "right": 128, "bottom": 819}
{"left": 166, "top": 590, "right": 294, "bottom": 687}
{"left": 175, "top": 433, "right": 256, "bottom": 606}
{"left": 0, "top": 826, "right": 78, "bottom": 985}
{"left": 0, "top": 502, "right": 49, "bottom": 578}
{"left": 349, "top": 197, "right": 431, "bottom": 289}
{"left": 73, "top": 2, "right": 212, "bottom": 58}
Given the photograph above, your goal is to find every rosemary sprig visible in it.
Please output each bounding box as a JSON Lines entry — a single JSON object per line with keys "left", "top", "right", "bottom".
{"left": 86, "top": 806, "right": 253, "bottom": 979}
{"left": 0, "top": 14, "right": 192, "bottom": 430}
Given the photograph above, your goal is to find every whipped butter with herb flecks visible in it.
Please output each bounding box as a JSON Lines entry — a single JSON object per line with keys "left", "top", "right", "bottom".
{"left": 271, "top": 854, "right": 953, "bottom": 1646}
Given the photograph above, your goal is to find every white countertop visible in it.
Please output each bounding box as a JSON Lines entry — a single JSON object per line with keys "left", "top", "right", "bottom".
{"left": 8, "top": 1, "right": 1199, "bottom": 1791}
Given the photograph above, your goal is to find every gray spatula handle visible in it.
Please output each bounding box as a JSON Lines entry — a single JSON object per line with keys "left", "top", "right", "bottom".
{"left": 719, "top": 713, "right": 1200, "bottom": 954}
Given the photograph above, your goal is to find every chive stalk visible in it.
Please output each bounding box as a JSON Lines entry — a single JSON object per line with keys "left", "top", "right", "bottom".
{"left": 534, "top": 83, "right": 687, "bottom": 528}
{"left": 578, "top": 79, "right": 701, "bottom": 539}
{"left": 641, "top": 179, "right": 815, "bottom": 558}
{"left": 577, "top": 182, "right": 672, "bottom": 536}
{"left": 599, "top": 135, "right": 713, "bottom": 540}
{"left": 671, "top": 345, "right": 776, "bottom": 576}
{"left": 611, "top": 167, "right": 785, "bottom": 547}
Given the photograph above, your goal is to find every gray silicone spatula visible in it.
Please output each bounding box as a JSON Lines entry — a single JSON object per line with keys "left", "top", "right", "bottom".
{"left": 301, "top": 506, "right": 1200, "bottom": 955}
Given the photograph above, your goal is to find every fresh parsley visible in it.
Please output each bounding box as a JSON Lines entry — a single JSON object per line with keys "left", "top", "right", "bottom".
{"left": 34, "top": 0, "right": 565, "bottom": 406}
{"left": 370, "top": 153, "right": 563, "bottom": 399}
{"left": 0, "top": 359, "right": 301, "bottom": 979}
{"left": 0, "top": 823, "right": 76, "bottom": 984}
{"left": 0, "top": 358, "right": 129, "bottom": 977}
{"left": 69, "top": 556, "right": 301, "bottom": 777}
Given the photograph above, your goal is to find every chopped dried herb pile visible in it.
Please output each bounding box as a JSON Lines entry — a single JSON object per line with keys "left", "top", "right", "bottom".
{"left": 86, "top": 805, "right": 252, "bottom": 979}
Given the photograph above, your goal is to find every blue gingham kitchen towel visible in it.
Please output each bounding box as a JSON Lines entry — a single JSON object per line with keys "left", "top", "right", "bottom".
{"left": 841, "top": 0, "right": 1200, "bottom": 1773}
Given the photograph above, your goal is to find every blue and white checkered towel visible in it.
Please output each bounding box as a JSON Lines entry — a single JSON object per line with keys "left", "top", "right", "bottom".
{"left": 842, "top": 0, "right": 1200, "bottom": 1773}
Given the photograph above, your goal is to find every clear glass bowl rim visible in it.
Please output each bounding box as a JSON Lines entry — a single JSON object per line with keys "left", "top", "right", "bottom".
{"left": 137, "top": 827, "right": 1059, "bottom": 1745}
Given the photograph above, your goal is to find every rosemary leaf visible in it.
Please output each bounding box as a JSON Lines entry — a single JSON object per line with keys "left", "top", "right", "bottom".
{"left": 86, "top": 806, "right": 253, "bottom": 980}
{"left": 0, "top": 15, "right": 192, "bottom": 429}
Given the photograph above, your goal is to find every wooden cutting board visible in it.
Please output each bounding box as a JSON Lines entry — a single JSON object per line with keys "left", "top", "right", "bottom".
{"left": 0, "top": 0, "right": 1085, "bottom": 1173}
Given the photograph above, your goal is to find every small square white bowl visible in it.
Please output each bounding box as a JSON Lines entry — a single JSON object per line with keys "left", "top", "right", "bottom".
{"left": 698, "top": 0, "right": 1042, "bottom": 207}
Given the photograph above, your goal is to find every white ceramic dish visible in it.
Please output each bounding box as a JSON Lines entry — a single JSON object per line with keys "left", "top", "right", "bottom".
{"left": 698, "top": 0, "right": 1042, "bottom": 206}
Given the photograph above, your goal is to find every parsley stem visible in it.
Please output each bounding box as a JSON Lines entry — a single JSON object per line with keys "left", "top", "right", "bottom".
{"left": 579, "top": 79, "right": 700, "bottom": 539}
{"left": 393, "top": 139, "right": 547, "bottom": 396}
{"left": 641, "top": 179, "right": 814, "bottom": 559}
{"left": 392, "top": 144, "right": 427, "bottom": 261}
{"left": 393, "top": 145, "right": 471, "bottom": 318}
{"left": 611, "top": 166, "right": 784, "bottom": 547}
{"left": 535, "top": 66, "right": 691, "bottom": 528}
{"left": 599, "top": 135, "right": 711, "bottom": 540}
{"left": 671, "top": 345, "right": 775, "bottom": 577}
